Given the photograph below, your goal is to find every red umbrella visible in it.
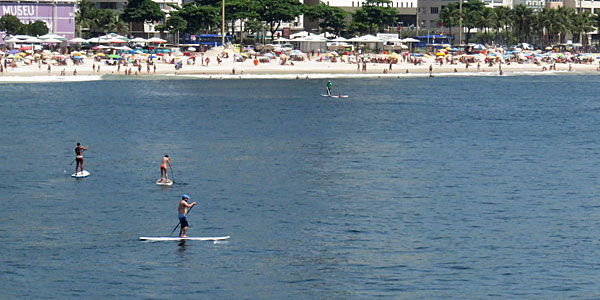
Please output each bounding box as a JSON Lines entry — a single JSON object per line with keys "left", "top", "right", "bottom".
{"left": 19, "top": 46, "right": 31, "bottom": 51}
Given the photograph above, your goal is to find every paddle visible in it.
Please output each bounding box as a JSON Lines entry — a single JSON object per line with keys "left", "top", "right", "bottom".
{"left": 169, "top": 165, "right": 175, "bottom": 183}
{"left": 170, "top": 205, "right": 193, "bottom": 236}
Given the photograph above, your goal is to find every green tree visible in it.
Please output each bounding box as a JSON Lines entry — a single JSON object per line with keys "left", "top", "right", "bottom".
{"left": 462, "top": 0, "right": 485, "bottom": 43}
{"left": 121, "top": 0, "right": 165, "bottom": 24}
{"left": 474, "top": 6, "right": 495, "bottom": 44}
{"left": 224, "top": 0, "right": 259, "bottom": 40}
{"left": 349, "top": 0, "right": 398, "bottom": 34}
{"left": 438, "top": 3, "right": 460, "bottom": 37}
{"left": 24, "top": 20, "right": 49, "bottom": 36}
{"left": 76, "top": 0, "right": 98, "bottom": 37}
{"left": 492, "top": 6, "right": 510, "bottom": 45}
{"left": 170, "top": 2, "right": 220, "bottom": 33}
{"left": 255, "top": 0, "right": 305, "bottom": 40}
{"left": 96, "top": 10, "right": 129, "bottom": 35}
{"left": 306, "top": 3, "right": 348, "bottom": 36}
{"left": 556, "top": 6, "right": 575, "bottom": 43}
{"left": 511, "top": 4, "right": 533, "bottom": 43}
{"left": 0, "top": 15, "right": 23, "bottom": 35}
{"left": 571, "top": 11, "right": 594, "bottom": 44}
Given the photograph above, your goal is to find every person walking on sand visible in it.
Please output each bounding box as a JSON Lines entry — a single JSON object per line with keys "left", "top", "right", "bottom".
{"left": 75, "top": 142, "right": 88, "bottom": 174}
{"left": 160, "top": 155, "right": 172, "bottom": 182}
{"left": 178, "top": 195, "right": 196, "bottom": 237}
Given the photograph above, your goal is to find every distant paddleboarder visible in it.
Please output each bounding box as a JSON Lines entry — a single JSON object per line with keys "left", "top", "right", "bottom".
{"left": 74, "top": 142, "right": 88, "bottom": 174}
{"left": 160, "top": 155, "right": 172, "bottom": 183}
{"left": 326, "top": 80, "right": 332, "bottom": 96}
{"left": 178, "top": 194, "right": 196, "bottom": 237}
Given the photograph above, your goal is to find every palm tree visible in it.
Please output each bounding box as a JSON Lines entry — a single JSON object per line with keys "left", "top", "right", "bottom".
{"left": 556, "top": 6, "right": 575, "bottom": 44}
{"left": 474, "top": 7, "right": 495, "bottom": 44}
{"left": 493, "top": 6, "right": 510, "bottom": 45}
{"left": 76, "top": 0, "right": 99, "bottom": 38}
{"left": 511, "top": 4, "right": 533, "bottom": 43}
{"left": 438, "top": 3, "right": 460, "bottom": 38}
{"left": 571, "top": 11, "right": 594, "bottom": 45}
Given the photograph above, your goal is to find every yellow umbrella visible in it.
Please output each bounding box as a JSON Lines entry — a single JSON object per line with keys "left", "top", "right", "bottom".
{"left": 436, "top": 52, "right": 445, "bottom": 56}
{"left": 96, "top": 53, "right": 106, "bottom": 56}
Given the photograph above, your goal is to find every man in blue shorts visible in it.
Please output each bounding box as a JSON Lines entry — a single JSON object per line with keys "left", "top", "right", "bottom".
{"left": 178, "top": 194, "right": 196, "bottom": 237}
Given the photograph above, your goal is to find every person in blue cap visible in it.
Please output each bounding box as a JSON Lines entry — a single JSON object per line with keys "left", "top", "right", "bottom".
{"left": 178, "top": 194, "right": 196, "bottom": 237}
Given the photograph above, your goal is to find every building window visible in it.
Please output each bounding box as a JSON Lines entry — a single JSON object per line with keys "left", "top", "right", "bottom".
{"left": 99, "top": 2, "right": 116, "bottom": 9}
{"left": 431, "top": 7, "right": 439, "bottom": 14}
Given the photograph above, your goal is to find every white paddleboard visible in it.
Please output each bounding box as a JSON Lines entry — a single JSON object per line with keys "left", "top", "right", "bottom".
{"left": 71, "top": 170, "right": 90, "bottom": 178}
{"left": 156, "top": 179, "right": 173, "bottom": 186}
{"left": 321, "top": 94, "right": 349, "bottom": 98}
{"left": 139, "top": 236, "right": 230, "bottom": 241}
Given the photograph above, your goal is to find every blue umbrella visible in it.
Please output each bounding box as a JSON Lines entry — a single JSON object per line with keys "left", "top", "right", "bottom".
{"left": 9, "top": 49, "right": 20, "bottom": 54}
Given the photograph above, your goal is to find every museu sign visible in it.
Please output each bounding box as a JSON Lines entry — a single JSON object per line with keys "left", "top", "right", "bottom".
{"left": 0, "top": 2, "right": 75, "bottom": 39}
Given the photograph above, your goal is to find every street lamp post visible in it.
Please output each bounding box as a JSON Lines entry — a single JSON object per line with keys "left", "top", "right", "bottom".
{"left": 221, "top": 0, "right": 225, "bottom": 47}
{"left": 458, "top": 0, "right": 462, "bottom": 45}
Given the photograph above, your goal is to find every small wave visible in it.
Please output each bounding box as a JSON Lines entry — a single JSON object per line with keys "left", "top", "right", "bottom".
{"left": 165, "top": 71, "right": 572, "bottom": 80}
{"left": 0, "top": 75, "right": 103, "bottom": 83}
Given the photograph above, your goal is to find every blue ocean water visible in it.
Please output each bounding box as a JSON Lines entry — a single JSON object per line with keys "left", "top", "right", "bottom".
{"left": 1, "top": 74, "right": 600, "bottom": 299}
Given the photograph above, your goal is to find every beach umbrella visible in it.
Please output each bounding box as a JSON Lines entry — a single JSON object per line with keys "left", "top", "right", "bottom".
{"left": 44, "top": 38, "right": 63, "bottom": 44}
{"left": 4, "top": 37, "right": 24, "bottom": 43}
{"left": 130, "top": 37, "right": 147, "bottom": 43}
{"left": 401, "top": 38, "right": 419, "bottom": 43}
{"left": 187, "top": 47, "right": 196, "bottom": 51}
{"left": 69, "top": 37, "right": 87, "bottom": 43}
{"left": 9, "top": 49, "right": 20, "bottom": 54}
{"left": 24, "top": 37, "right": 43, "bottom": 43}
{"left": 108, "top": 38, "right": 126, "bottom": 44}
{"left": 107, "top": 54, "right": 121, "bottom": 59}
{"left": 149, "top": 55, "right": 158, "bottom": 59}
{"left": 147, "top": 37, "right": 167, "bottom": 43}
{"left": 39, "top": 34, "right": 66, "bottom": 40}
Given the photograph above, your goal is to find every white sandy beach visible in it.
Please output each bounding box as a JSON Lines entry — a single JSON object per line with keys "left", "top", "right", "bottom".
{"left": 1, "top": 47, "right": 599, "bottom": 80}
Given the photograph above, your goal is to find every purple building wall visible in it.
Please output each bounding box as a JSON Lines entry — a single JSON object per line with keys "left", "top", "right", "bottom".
{"left": 0, "top": 2, "right": 75, "bottom": 40}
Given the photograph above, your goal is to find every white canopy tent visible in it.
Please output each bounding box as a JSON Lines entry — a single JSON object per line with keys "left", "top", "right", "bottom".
{"left": 290, "top": 31, "right": 310, "bottom": 39}
{"left": 290, "top": 35, "right": 328, "bottom": 53}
